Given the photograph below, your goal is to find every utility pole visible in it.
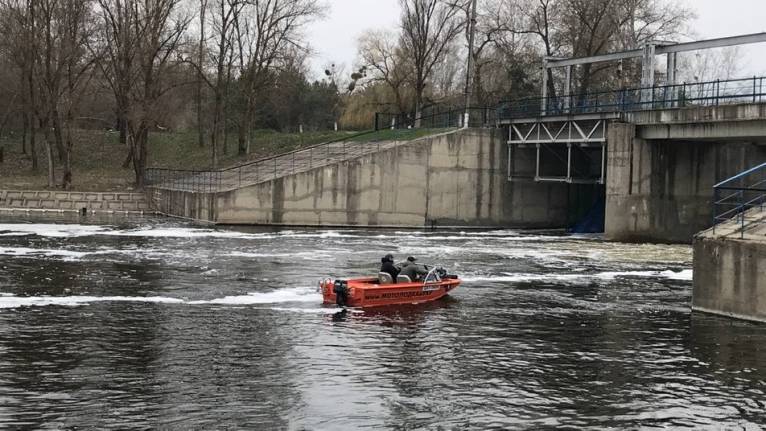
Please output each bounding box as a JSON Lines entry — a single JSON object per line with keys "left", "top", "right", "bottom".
{"left": 463, "top": 0, "right": 478, "bottom": 129}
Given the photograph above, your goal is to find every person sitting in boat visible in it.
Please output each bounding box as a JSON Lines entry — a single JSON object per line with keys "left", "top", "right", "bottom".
{"left": 380, "top": 254, "right": 400, "bottom": 283}
{"left": 399, "top": 256, "right": 429, "bottom": 282}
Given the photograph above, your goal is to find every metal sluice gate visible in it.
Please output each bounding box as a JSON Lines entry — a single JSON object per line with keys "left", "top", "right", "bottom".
{"left": 506, "top": 116, "right": 609, "bottom": 185}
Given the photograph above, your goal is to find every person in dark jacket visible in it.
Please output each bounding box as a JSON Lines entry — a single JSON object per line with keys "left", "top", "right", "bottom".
{"left": 380, "top": 253, "right": 400, "bottom": 283}
{"left": 399, "top": 256, "right": 428, "bottom": 281}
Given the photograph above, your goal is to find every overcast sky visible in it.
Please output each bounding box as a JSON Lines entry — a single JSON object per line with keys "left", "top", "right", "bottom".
{"left": 305, "top": 0, "right": 766, "bottom": 80}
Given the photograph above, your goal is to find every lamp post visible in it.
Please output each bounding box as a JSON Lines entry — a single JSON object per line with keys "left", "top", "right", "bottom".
{"left": 463, "top": 0, "right": 478, "bottom": 129}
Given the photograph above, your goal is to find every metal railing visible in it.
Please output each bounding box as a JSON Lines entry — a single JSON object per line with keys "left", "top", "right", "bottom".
{"left": 713, "top": 162, "right": 766, "bottom": 238}
{"left": 498, "top": 76, "right": 766, "bottom": 120}
{"left": 375, "top": 106, "right": 497, "bottom": 131}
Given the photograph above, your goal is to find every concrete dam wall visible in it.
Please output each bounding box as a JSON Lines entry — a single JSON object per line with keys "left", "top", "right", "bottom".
{"left": 153, "top": 129, "right": 582, "bottom": 228}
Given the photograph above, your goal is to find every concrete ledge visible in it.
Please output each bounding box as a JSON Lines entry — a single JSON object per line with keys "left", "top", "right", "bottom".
{"left": 624, "top": 103, "right": 766, "bottom": 125}
{"left": 0, "top": 207, "right": 156, "bottom": 215}
{"left": 693, "top": 235, "right": 766, "bottom": 322}
{"left": 692, "top": 306, "right": 766, "bottom": 324}
{"left": 0, "top": 190, "right": 150, "bottom": 213}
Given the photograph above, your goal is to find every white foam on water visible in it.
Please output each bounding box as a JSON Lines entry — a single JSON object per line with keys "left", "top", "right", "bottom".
{"left": 0, "top": 295, "right": 185, "bottom": 309}
{"left": 397, "top": 234, "right": 565, "bottom": 242}
{"left": 0, "top": 247, "right": 91, "bottom": 261}
{"left": 0, "top": 245, "right": 176, "bottom": 262}
{"left": 189, "top": 286, "right": 322, "bottom": 305}
{"left": 114, "top": 227, "right": 258, "bottom": 239}
{"left": 462, "top": 269, "right": 693, "bottom": 284}
{"left": 0, "top": 286, "right": 324, "bottom": 310}
{"left": 0, "top": 224, "right": 110, "bottom": 238}
{"left": 225, "top": 250, "right": 330, "bottom": 259}
{"left": 659, "top": 269, "right": 693, "bottom": 281}
{"left": 0, "top": 223, "right": 372, "bottom": 241}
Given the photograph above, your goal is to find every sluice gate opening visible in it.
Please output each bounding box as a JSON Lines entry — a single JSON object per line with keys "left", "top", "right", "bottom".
{"left": 506, "top": 116, "right": 610, "bottom": 232}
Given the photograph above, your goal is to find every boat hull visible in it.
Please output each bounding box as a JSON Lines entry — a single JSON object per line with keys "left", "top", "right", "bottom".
{"left": 321, "top": 277, "right": 460, "bottom": 308}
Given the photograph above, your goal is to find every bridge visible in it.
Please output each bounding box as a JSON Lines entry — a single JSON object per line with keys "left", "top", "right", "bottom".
{"left": 496, "top": 32, "right": 766, "bottom": 242}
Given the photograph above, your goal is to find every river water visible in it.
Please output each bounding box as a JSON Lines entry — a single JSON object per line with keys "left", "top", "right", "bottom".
{"left": 0, "top": 219, "right": 763, "bottom": 430}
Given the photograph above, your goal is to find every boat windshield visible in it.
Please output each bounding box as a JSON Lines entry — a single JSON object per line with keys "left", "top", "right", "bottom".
{"left": 423, "top": 267, "right": 441, "bottom": 283}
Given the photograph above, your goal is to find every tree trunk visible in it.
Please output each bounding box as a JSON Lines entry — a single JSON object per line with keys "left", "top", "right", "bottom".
{"left": 211, "top": 90, "right": 222, "bottom": 168}
{"left": 577, "top": 64, "right": 593, "bottom": 107}
{"left": 131, "top": 126, "right": 148, "bottom": 189}
{"left": 61, "top": 116, "right": 73, "bottom": 190}
{"left": 21, "top": 112, "right": 28, "bottom": 155}
{"left": 237, "top": 122, "right": 247, "bottom": 156}
{"left": 41, "top": 117, "right": 55, "bottom": 188}
{"left": 117, "top": 110, "right": 127, "bottom": 145}
{"left": 238, "top": 98, "right": 253, "bottom": 155}
{"left": 52, "top": 110, "right": 65, "bottom": 163}
{"left": 197, "top": 0, "right": 206, "bottom": 148}
{"left": 222, "top": 58, "right": 233, "bottom": 156}
{"left": 414, "top": 85, "right": 424, "bottom": 128}
{"left": 45, "top": 140, "right": 54, "bottom": 188}
{"left": 30, "top": 117, "right": 38, "bottom": 171}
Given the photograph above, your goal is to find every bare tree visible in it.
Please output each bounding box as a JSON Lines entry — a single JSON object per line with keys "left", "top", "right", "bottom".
{"left": 196, "top": 0, "right": 208, "bottom": 148}
{"left": 0, "top": 0, "right": 95, "bottom": 188}
{"left": 358, "top": 30, "right": 412, "bottom": 114}
{"left": 0, "top": 0, "right": 39, "bottom": 169}
{"left": 96, "top": 0, "right": 190, "bottom": 188}
{"left": 206, "top": 0, "right": 245, "bottom": 166}
{"left": 233, "top": 0, "right": 323, "bottom": 155}
{"left": 400, "top": 0, "right": 465, "bottom": 124}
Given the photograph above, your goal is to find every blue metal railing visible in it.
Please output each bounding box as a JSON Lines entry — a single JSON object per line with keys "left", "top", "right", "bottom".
{"left": 713, "top": 162, "right": 766, "bottom": 238}
{"left": 498, "top": 76, "right": 766, "bottom": 120}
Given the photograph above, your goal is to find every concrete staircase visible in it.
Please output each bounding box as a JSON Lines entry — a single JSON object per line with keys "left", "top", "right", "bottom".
{"left": 702, "top": 205, "right": 766, "bottom": 241}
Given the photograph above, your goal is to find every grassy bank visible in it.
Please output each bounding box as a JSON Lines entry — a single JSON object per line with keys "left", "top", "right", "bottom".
{"left": 0, "top": 127, "right": 451, "bottom": 191}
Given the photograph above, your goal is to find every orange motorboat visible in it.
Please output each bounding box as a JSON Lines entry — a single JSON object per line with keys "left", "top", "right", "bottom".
{"left": 320, "top": 268, "right": 460, "bottom": 308}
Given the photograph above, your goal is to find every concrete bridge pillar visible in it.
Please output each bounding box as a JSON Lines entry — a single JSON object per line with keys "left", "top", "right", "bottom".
{"left": 605, "top": 118, "right": 766, "bottom": 243}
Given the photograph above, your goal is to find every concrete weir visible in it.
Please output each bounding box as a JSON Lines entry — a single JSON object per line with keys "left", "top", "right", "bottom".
{"left": 152, "top": 129, "right": 575, "bottom": 228}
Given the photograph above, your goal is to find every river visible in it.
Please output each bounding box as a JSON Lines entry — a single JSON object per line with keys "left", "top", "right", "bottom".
{"left": 0, "top": 219, "right": 763, "bottom": 429}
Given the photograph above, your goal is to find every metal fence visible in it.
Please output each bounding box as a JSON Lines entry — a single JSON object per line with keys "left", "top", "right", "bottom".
{"left": 713, "top": 162, "right": 766, "bottom": 238}
{"left": 375, "top": 107, "right": 497, "bottom": 131}
{"left": 498, "top": 76, "right": 766, "bottom": 120}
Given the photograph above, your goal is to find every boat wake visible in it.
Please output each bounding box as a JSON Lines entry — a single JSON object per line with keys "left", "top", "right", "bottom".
{"left": 0, "top": 286, "right": 324, "bottom": 311}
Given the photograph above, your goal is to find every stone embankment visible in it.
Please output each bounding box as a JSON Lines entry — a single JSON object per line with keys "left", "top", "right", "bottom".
{"left": 0, "top": 190, "right": 151, "bottom": 214}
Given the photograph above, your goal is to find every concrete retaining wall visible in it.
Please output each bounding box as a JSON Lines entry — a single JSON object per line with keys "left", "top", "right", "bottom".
{"left": 150, "top": 188, "right": 217, "bottom": 221}
{"left": 605, "top": 122, "right": 766, "bottom": 243}
{"left": 154, "top": 129, "right": 579, "bottom": 228}
{"left": 0, "top": 190, "right": 150, "bottom": 212}
{"left": 693, "top": 235, "right": 766, "bottom": 323}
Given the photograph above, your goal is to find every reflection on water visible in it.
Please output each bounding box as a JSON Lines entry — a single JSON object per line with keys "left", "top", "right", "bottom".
{"left": 0, "top": 219, "right": 764, "bottom": 429}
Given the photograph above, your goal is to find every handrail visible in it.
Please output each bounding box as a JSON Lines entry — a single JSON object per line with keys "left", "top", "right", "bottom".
{"left": 498, "top": 75, "right": 766, "bottom": 120}
{"left": 714, "top": 161, "right": 766, "bottom": 188}
{"left": 712, "top": 162, "right": 766, "bottom": 238}
{"left": 499, "top": 76, "right": 765, "bottom": 107}
{"left": 218, "top": 129, "right": 378, "bottom": 173}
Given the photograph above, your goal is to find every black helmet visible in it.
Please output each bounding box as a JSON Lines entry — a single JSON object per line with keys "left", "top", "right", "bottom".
{"left": 407, "top": 256, "right": 416, "bottom": 262}
{"left": 384, "top": 253, "right": 394, "bottom": 262}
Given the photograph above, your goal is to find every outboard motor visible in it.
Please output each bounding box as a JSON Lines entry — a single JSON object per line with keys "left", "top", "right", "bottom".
{"left": 333, "top": 280, "right": 349, "bottom": 307}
